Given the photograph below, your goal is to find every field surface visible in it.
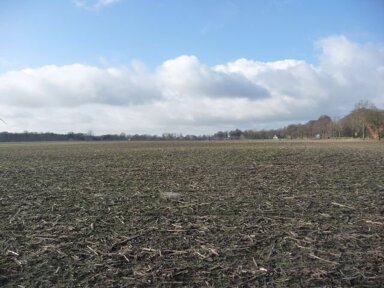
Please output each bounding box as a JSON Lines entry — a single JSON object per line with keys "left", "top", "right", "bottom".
{"left": 0, "top": 140, "right": 383, "bottom": 287}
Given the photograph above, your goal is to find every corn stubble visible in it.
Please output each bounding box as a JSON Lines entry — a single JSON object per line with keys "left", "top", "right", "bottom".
{"left": 0, "top": 140, "right": 383, "bottom": 287}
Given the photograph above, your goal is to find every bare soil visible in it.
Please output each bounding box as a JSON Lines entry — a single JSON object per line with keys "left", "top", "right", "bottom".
{"left": 0, "top": 140, "right": 383, "bottom": 287}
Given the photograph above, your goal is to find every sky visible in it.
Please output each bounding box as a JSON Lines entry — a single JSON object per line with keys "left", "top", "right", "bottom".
{"left": 0, "top": 0, "right": 383, "bottom": 135}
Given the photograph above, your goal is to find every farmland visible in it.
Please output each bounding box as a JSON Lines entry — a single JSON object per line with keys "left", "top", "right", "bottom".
{"left": 0, "top": 140, "right": 383, "bottom": 287}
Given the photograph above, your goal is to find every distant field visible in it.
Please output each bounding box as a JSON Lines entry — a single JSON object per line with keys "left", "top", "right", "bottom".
{"left": 0, "top": 140, "right": 383, "bottom": 287}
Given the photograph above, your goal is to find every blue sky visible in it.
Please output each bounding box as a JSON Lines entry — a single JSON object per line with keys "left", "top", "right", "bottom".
{"left": 1, "top": 0, "right": 383, "bottom": 70}
{"left": 0, "top": 0, "right": 383, "bottom": 134}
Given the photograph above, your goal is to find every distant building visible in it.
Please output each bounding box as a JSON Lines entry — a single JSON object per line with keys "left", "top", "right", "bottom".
{"left": 273, "top": 135, "right": 278, "bottom": 140}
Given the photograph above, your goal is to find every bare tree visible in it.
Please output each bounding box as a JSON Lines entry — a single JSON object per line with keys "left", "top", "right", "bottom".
{"left": 332, "top": 117, "right": 342, "bottom": 138}
{"left": 367, "top": 108, "right": 384, "bottom": 140}
{"left": 313, "top": 115, "right": 332, "bottom": 138}
{"left": 342, "top": 100, "right": 376, "bottom": 138}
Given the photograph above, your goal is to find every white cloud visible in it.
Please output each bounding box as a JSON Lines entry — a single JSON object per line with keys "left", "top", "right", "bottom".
{"left": 0, "top": 36, "right": 383, "bottom": 135}
{"left": 0, "top": 64, "right": 158, "bottom": 107}
{"left": 157, "top": 55, "right": 269, "bottom": 100}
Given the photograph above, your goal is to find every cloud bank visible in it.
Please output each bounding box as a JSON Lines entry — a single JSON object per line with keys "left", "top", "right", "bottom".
{"left": 0, "top": 36, "right": 383, "bottom": 135}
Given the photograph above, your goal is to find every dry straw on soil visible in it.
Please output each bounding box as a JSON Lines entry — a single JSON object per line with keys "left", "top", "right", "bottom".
{"left": 0, "top": 140, "right": 383, "bottom": 287}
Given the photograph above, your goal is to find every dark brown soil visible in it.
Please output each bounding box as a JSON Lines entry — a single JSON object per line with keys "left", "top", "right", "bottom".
{"left": 1, "top": 140, "right": 383, "bottom": 287}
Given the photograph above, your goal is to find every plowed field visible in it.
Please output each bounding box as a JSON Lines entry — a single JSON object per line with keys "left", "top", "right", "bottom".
{"left": 1, "top": 140, "right": 383, "bottom": 287}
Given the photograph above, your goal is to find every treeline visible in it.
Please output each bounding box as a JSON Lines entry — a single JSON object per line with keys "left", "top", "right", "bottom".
{"left": 0, "top": 131, "right": 212, "bottom": 142}
{"left": 1, "top": 101, "right": 383, "bottom": 142}
{"left": 215, "top": 101, "right": 383, "bottom": 140}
